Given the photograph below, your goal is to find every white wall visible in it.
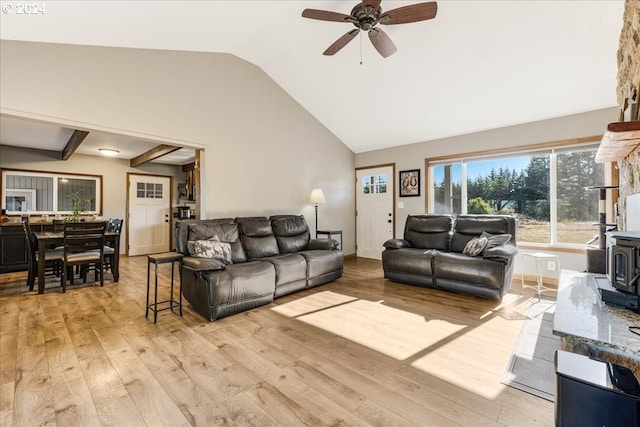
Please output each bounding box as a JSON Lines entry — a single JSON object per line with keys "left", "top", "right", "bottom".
{"left": 0, "top": 40, "right": 356, "bottom": 254}
{"left": 0, "top": 145, "right": 183, "bottom": 254}
{"left": 355, "top": 107, "right": 619, "bottom": 276}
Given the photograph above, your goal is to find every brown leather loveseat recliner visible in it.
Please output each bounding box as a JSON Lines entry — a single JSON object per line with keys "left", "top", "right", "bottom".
{"left": 382, "top": 214, "right": 517, "bottom": 300}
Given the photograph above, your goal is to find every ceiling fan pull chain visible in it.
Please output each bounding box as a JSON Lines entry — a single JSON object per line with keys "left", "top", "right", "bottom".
{"left": 360, "top": 31, "right": 363, "bottom": 65}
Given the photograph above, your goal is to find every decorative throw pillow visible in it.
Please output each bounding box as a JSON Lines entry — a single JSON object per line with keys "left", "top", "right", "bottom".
{"left": 480, "top": 231, "right": 512, "bottom": 249}
{"left": 187, "top": 238, "right": 232, "bottom": 264}
{"left": 463, "top": 236, "right": 489, "bottom": 257}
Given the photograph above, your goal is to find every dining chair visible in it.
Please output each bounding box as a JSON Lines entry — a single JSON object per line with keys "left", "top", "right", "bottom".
{"left": 103, "top": 219, "right": 123, "bottom": 276}
{"left": 52, "top": 218, "right": 65, "bottom": 232}
{"left": 23, "top": 221, "right": 63, "bottom": 291}
{"left": 61, "top": 221, "right": 106, "bottom": 292}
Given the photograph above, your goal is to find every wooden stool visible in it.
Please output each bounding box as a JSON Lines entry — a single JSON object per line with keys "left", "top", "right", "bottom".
{"left": 146, "top": 252, "right": 184, "bottom": 324}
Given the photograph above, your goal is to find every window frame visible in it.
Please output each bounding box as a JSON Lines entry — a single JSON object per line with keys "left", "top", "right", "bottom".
{"left": 425, "top": 136, "right": 615, "bottom": 250}
{"left": 1, "top": 168, "right": 103, "bottom": 216}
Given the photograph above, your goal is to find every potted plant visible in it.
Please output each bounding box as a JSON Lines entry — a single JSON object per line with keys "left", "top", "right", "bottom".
{"left": 67, "top": 191, "right": 91, "bottom": 221}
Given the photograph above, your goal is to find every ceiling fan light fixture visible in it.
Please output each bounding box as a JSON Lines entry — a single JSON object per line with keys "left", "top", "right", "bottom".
{"left": 302, "top": 1, "right": 438, "bottom": 58}
{"left": 99, "top": 148, "right": 119, "bottom": 157}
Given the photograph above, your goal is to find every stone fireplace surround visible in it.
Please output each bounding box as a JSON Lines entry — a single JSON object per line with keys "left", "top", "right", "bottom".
{"left": 616, "top": 0, "right": 640, "bottom": 231}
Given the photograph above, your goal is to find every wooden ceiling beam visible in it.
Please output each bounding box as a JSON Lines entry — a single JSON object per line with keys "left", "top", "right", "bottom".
{"left": 61, "top": 130, "right": 89, "bottom": 160}
{"left": 130, "top": 144, "right": 181, "bottom": 167}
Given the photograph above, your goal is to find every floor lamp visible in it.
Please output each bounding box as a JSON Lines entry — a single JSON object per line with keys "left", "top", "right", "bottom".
{"left": 309, "top": 188, "right": 326, "bottom": 232}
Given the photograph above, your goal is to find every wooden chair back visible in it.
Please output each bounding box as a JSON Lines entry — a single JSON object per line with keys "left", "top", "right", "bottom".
{"left": 61, "top": 221, "right": 107, "bottom": 292}
{"left": 106, "top": 218, "right": 123, "bottom": 234}
{"left": 63, "top": 222, "right": 106, "bottom": 256}
{"left": 22, "top": 221, "right": 36, "bottom": 274}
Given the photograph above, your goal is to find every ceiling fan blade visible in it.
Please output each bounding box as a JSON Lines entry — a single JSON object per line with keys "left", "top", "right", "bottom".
{"left": 323, "top": 29, "right": 360, "bottom": 55}
{"left": 302, "top": 9, "right": 353, "bottom": 23}
{"left": 368, "top": 28, "right": 397, "bottom": 58}
{"left": 380, "top": 2, "right": 438, "bottom": 25}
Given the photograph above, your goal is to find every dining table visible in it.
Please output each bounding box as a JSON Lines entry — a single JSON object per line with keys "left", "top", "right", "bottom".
{"left": 33, "top": 230, "right": 121, "bottom": 294}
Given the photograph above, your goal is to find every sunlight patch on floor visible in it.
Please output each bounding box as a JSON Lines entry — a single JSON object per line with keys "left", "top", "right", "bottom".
{"left": 273, "top": 291, "right": 466, "bottom": 360}
{"left": 271, "top": 291, "right": 358, "bottom": 317}
{"left": 411, "top": 314, "right": 523, "bottom": 399}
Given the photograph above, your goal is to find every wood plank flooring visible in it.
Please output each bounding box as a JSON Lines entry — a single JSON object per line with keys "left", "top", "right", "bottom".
{"left": 0, "top": 256, "right": 555, "bottom": 426}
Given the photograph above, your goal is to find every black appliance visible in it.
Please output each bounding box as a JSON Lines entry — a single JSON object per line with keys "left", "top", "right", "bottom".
{"left": 555, "top": 350, "right": 640, "bottom": 427}
{"left": 177, "top": 206, "right": 191, "bottom": 220}
{"left": 607, "top": 231, "right": 640, "bottom": 295}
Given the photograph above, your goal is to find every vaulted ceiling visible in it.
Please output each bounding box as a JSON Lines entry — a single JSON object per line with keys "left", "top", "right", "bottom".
{"left": 0, "top": 1, "right": 625, "bottom": 161}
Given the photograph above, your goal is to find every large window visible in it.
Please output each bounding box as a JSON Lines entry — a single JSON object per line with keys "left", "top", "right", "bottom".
{"left": 429, "top": 144, "right": 605, "bottom": 246}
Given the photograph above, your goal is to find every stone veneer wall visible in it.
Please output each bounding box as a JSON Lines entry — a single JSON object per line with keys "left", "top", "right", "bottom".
{"left": 617, "top": 0, "right": 640, "bottom": 230}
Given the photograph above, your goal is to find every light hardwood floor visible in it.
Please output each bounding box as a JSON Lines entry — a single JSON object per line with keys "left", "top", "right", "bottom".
{"left": 0, "top": 256, "right": 554, "bottom": 426}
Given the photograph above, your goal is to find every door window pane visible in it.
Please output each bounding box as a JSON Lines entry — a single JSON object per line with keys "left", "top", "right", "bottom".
{"left": 362, "top": 174, "right": 387, "bottom": 194}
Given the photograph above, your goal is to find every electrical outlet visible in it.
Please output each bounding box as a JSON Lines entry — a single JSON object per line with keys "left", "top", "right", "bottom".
{"left": 548, "top": 261, "right": 556, "bottom": 271}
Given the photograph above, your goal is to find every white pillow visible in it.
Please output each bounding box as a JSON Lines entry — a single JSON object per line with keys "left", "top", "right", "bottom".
{"left": 480, "top": 231, "right": 512, "bottom": 249}
{"left": 187, "top": 238, "right": 232, "bottom": 264}
{"left": 463, "top": 236, "right": 489, "bottom": 257}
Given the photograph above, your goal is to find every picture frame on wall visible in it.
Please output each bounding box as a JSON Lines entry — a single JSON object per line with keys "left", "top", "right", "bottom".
{"left": 399, "top": 169, "right": 420, "bottom": 197}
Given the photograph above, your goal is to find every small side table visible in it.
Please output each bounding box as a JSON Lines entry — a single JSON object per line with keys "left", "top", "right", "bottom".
{"left": 316, "top": 229, "right": 343, "bottom": 250}
{"left": 146, "top": 252, "right": 184, "bottom": 324}
{"left": 520, "top": 252, "right": 561, "bottom": 297}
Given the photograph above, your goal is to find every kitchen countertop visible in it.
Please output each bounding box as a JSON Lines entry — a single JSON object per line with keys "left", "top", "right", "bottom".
{"left": 0, "top": 217, "right": 104, "bottom": 227}
{"left": 553, "top": 269, "right": 640, "bottom": 376}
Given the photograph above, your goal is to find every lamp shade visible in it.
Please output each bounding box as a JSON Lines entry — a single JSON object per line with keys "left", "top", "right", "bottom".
{"left": 309, "top": 188, "right": 326, "bottom": 204}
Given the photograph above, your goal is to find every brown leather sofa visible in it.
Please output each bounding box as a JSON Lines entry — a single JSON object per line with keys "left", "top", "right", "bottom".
{"left": 382, "top": 214, "right": 517, "bottom": 300}
{"left": 175, "top": 215, "right": 343, "bottom": 321}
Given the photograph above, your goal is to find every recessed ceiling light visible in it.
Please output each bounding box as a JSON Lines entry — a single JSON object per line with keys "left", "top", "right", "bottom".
{"left": 99, "top": 148, "right": 119, "bottom": 156}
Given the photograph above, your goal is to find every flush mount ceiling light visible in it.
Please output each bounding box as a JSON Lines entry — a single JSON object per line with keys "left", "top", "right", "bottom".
{"left": 99, "top": 148, "right": 119, "bottom": 156}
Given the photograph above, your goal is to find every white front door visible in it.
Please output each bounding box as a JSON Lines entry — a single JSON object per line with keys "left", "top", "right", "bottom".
{"left": 128, "top": 174, "right": 171, "bottom": 256}
{"left": 356, "top": 166, "right": 394, "bottom": 260}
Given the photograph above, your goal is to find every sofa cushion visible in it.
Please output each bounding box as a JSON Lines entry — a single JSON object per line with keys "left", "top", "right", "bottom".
{"left": 202, "top": 261, "right": 276, "bottom": 306}
{"left": 262, "top": 253, "right": 307, "bottom": 288}
{"left": 462, "top": 236, "right": 489, "bottom": 257}
{"left": 450, "top": 215, "right": 513, "bottom": 253}
{"left": 298, "top": 250, "right": 344, "bottom": 283}
{"left": 188, "top": 239, "right": 233, "bottom": 264}
{"left": 382, "top": 248, "right": 437, "bottom": 277}
{"left": 404, "top": 215, "right": 453, "bottom": 250}
{"left": 189, "top": 222, "right": 246, "bottom": 263}
{"left": 271, "top": 216, "right": 310, "bottom": 253}
{"left": 433, "top": 252, "right": 506, "bottom": 290}
{"left": 175, "top": 218, "right": 233, "bottom": 255}
{"left": 237, "top": 217, "right": 280, "bottom": 259}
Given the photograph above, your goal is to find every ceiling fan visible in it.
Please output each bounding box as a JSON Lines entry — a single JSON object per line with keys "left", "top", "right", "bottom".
{"left": 302, "top": 1, "right": 438, "bottom": 58}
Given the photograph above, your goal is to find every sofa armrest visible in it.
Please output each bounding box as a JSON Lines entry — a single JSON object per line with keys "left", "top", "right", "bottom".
{"left": 308, "top": 238, "right": 339, "bottom": 250}
{"left": 482, "top": 244, "right": 517, "bottom": 261}
{"left": 383, "top": 239, "right": 412, "bottom": 249}
{"left": 183, "top": 256, "right": 226, "bottom": 271}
